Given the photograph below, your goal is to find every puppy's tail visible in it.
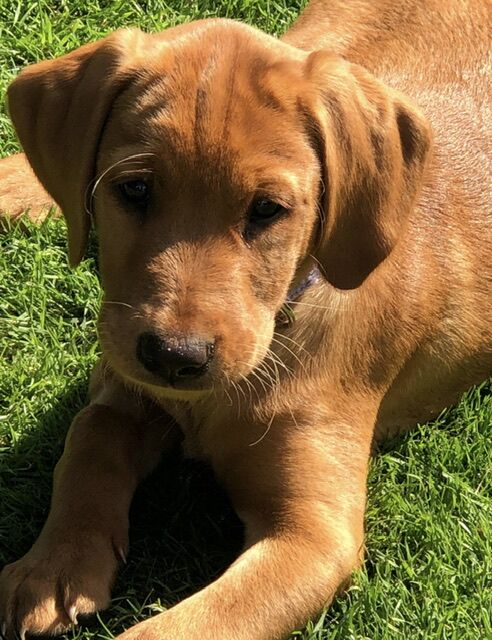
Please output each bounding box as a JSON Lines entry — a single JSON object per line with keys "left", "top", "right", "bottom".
{"left": 0, "top": 153, "right": 57, "bottom": 226}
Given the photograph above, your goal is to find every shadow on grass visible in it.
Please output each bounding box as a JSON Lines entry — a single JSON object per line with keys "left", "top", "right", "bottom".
{"left": 0, "top": 380, "right": 243, "bottom": 637}
{"left": 3, "top": 370, "right": 490, "bottom": 638}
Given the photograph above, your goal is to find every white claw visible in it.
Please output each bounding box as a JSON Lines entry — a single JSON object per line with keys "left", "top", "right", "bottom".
{"left": 1, "top": 621, "right": 6, "bottom": 638}
{"left": 67, "top": 605, "right": 78, "bottom": 625}
{"left": 118, "top": 547, "right": 127, "bottom": 564}
{"left": 19, "top": 628, "right": 26, "bottom": 640}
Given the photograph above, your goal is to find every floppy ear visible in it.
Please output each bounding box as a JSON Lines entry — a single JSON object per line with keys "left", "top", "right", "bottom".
{"left": 303, "top": 52, "right": 432, "bottom": 289}
{"left": 7, "top": 29, "right": 145, "bottom": 265}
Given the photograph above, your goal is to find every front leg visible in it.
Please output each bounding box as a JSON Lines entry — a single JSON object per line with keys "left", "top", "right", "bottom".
{"left": 0, "top": 366, "right": 179, "bottom": 638}
{"left": 116, "top": 402, "right": 376, "bottom": 640}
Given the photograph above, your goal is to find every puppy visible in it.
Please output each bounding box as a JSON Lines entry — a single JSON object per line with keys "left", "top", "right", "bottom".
{"left": 0, "top": 1, "right": 491, "bottom": 638}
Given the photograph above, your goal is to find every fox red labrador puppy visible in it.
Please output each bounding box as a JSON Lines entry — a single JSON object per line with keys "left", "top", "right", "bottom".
{"left": 0, "top": 1, "right": 491, "bottom": 638}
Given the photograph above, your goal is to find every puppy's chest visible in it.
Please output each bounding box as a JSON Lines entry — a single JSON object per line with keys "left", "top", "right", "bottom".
{"left": 161, "top": 399, "right": 221, "bottom": 461}
{"left": 181, "top": 420, "right": 208, "bottom": 460}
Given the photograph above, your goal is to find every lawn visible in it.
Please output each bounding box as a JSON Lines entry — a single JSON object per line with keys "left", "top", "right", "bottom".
{"left": 0, "top": 1, "right": 491, "bottom": 639}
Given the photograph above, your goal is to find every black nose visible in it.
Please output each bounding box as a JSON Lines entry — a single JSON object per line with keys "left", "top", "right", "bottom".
{"left": 136, "top": 332, "right": 214, "bottom": 382}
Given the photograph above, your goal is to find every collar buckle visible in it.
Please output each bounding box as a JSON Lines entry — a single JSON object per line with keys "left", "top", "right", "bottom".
{"left": 275, "top": 266, "right": 320, "bottom": 328}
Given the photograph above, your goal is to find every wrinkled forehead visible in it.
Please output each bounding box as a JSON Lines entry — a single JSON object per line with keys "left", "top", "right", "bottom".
{"left": 100, "top": 21, "right": 312, "bottom": 187}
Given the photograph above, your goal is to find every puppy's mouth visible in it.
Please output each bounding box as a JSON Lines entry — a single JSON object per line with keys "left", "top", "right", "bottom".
{"left": 98, "top": 324, "right": 219, "bottom": 400}
{"left": 116, "top": 360, "right": 216, "bottom": 402}
{"left": 98, "top": 307, "right": 277, "bottom": 401}
{"left": 137, "top": 376, "right": 214, "bottom": 402}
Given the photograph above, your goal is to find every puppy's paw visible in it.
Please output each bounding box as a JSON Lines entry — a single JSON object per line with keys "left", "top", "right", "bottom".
{"left": 0, "top": 531, "right": 125, "bottom": 638}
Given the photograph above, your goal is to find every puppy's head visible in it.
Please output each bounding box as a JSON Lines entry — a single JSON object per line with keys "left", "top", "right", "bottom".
{"left": 8, "top": 20, "right": 431, "bottom": 399}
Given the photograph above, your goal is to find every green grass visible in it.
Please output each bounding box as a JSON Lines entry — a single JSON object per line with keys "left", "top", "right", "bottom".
{"left": 0, "top": 2, "right": 491, "bottom": 639}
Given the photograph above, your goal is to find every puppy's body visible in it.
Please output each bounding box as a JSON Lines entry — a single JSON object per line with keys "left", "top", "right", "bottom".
{"left": 285, "top": 0, "right": 492, "bottom": 438}
{"left": 155, "top": 0, "right": 492, "bottom": 440}
{"left": 0, "top": 1, "right": 491, "bottom": 639}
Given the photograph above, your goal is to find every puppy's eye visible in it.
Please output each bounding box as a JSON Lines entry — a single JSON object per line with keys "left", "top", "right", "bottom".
{"left": 249, "top": 198, "right": 285, "bottom": 224}
{"left": 118, "top": 180, "right": 150, "bottom": 205}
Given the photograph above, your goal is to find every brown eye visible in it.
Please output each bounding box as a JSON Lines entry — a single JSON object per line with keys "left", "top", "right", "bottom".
{"left": 249, "top": 198, "right": 285, "bottom": 224}
{"left": 118, "top": 180, "right": 150, "bottom": 205}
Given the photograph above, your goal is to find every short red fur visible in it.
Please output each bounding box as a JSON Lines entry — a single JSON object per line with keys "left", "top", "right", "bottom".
{"left": 0, "top": 2, "right": 491, "bottom": 638}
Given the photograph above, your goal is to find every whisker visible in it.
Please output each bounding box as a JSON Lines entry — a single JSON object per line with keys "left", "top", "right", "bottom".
{"left": 102, "top": 300, "right": 137, "bottom": 310}
{"left": 114, "top": 168, "right": 154, "bottom": 176}
{"left": 272, "top": 332, "right": 312, "bottom": 359}
{"left": 248, "top": 412, "right": 275, "bottom": 447}
{"left": 222, "top": 372, "right": 242, "bottom": 417}
{"left": 232, "top": 377, "right": 247, "bottom": 404}
{"left": 249, "top": 368, "right": 275, "bottom": 395}
{"left": 223, "top": 384, "right": 234, "bottom": 408}
{"left": 270, "top": 335, "right": 310, "bottom": 374}
{"left": 267, "top": 351, "right": 283, "bottom": 386}
{"left": 259, "top": 355, "right": 280, "bottom": 389}
{"left": 251, "top": 329, "right": 312, "bottom": 364}
{"left": 289, "top": 408, "right": 300, "bottom": 430}
{"left": 258, "top": 354, "right": 277, "bottom": 379}
{"left": 287, "top": 299, "right": 335, "bottom": 310}
{"left": 230, "top": 380, "right": 245, "bottom": 418}
{"left": 265, "top": 348, "right": 293, "bottom": 376}
{"left": 85, "top": 152, "right": 157, "bottom": 216}
{"left": 238, "top": 371, "right": 261, "bottom": 405}
{"left": 237, "top": 359, "right": 273, "bottom": 396}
